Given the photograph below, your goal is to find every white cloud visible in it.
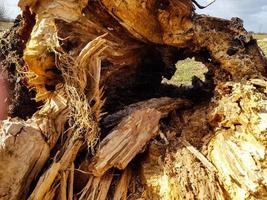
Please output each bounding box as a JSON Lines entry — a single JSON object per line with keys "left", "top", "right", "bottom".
{"left": 197, "top": 0, "right": 267, "bottom": 32}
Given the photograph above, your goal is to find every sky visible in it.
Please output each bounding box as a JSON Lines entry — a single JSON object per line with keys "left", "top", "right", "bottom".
{"left": 2, "top": 0, "right": 267, "bottom": 33}
{"left": 1, "top": 0, "right": 20, "bottom": 19}
{"left": 196, "top": 0, "right": 267, "bottom": 33}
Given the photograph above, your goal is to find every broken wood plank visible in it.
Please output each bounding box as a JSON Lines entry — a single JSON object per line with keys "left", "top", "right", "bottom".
{"left": 91, "top": 108, "right": 162, "bottom": 176}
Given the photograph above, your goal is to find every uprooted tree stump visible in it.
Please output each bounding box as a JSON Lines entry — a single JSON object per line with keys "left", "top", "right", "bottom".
{"left": 0, "top": 0, "right": 267, "bottom": 199}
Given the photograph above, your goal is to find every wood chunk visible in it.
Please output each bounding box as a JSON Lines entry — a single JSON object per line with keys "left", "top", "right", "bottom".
{"left": 0, "top": 94, "right": 68, "bottom": 200}
{"left": 113, "top": 167, "right": 133, "bottom": 200}
{"left": 91, "top": 108, "right": 162, "bottom": 176}
{"left": 102, "top": 97, "right": 191, "bottom": 128}
{"left": 78, "top": 171, "right": 113, "bottom": 200}
{"left": 0, "top": 120, "right": 51, "bottom": 200}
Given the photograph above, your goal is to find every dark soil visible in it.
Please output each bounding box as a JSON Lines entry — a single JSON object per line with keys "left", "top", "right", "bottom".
{"left": 0, "top": 11, "right": 40, "bottom": 119}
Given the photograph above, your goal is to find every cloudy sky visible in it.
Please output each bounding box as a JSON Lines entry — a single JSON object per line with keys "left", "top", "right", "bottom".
{"left": 196, "top": 0, "right": 267, "bottom": 33}
{"left": 1, "top": 0, "right": 20, "bottom": 19}
{"left": 2, "top": 0, "right": 267, "bottom": 32}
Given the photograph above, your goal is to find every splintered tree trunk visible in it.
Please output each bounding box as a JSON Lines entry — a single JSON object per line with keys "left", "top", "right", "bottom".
{"left": 0, "top": 0, "right": 267, "bottom": 200}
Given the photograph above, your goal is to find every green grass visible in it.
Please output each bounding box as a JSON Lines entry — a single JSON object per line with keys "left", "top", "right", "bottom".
{"left": 0, "top": 21, "right": 13, "bottom": 30}
{"left": 0, "top": 21, "right": 13, "bottom": 37}
{"left": 255, "top": 34, "right": 267, "bottom": 55}
{"left": 254, "top": 34, "right": 267, "bottom": 40}
{"left": 163, "top": 58, "right": 208, "bottom": 86}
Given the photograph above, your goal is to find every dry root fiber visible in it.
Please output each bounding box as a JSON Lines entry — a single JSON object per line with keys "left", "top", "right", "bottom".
{"left": 0, "top": 0, "right": 267, "bottom": 200}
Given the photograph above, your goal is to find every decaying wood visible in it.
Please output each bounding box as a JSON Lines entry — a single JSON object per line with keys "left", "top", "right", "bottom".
{"left": 68, "top": 163, "right": 74, "bottom": 200}
{"left": 0, "top": 10, "right": 38, "bottom": 119}
{"left": 25, "top": 35, "right": 106, "bottom": 199}
{"left": 0, "top": 92, "right": 68, "bottom": 200}
{"left": 90, "top": 108, "right": 162, "bottom": 176}
{"left": 100, "top": 0, "right": 193, "bottom": 44}
{"left": 180, "top": 139, "right": 217, "bottom": 173}
{"left": 78, "top": 171, "right": 113, "bottom": 200}
{"left": 102, "top": 97, "right": 191, "bottom": 128}
{"left": 60, "top": 171, "right": 68, "bottom": 200}
{"left": 169, "top": 78, "right": 267, "bottom": 199}
{"left": 207, "top": 79, "right": 267, "bottom": 199}
{"left": 113, "top": 167, "right": 133, "bottom": 200}
{"left": 0, "top": 0, "right": 267, "bottom": 199}
{"left": 28, "top": 140, "right": 83, "bottom": 200}
{"left": 98, "top": 0, "right": 267, "bottom": 80}
{"left": 140, "top": 142, "right": 225, "bottom": 200}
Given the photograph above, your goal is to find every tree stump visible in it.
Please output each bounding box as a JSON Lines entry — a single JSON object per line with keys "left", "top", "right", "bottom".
{"left": 0, "top": 0, "right": 266, "bottom": 199}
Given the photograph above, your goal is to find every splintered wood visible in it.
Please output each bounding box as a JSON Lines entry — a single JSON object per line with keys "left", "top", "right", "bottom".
{"left": 140, "top": 142, "right": 225, "bottom": 200}
{"left": 113, "top": 167, "right": 133, "bottom": 200}
{"left": 102, "top": 97, "right": 191, "bottom": 128}
{"left": 78, "top": 171, "right": 113, "bottom": 200}
{"left": 1, "top": 0, "right": 267, "bottom": 199}
{"left": 207, "top": 80, "right": 267, "bottom": 199}
{"left": 0, "top": 93, "right": 68, "bottom": 200}
{"left": 91, "top": 108, "right": 162, "bottom": 176}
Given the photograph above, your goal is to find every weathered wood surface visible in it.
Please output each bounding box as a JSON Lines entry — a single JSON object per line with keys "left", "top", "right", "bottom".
{"left": 91, "top": 108, "right": 162, "bottom": 176}
{"left": 113, "top": 167, "right": 133, "bottom": 200}
{"left": 0, "top": 0, "right": 266, "bottom": 199}
{"left": 102, "top": 97, "right": 191, "bottom": 128}
{"left": 140, "top": 142, "right": 225, "bottom": 200}
{"left": 207, "top": 79, "right": 267, "bottom": 199}
{"left": 100, "top": 0, "right": 193, "bottom": 44}
{"left": 0, "top": 93, "right": 68, "bottom": 200}
{"left": 78, "top": 171, "right": 113, "bottom": 200}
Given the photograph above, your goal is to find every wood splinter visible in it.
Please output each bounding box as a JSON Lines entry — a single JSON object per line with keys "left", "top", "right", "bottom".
{"left": 90, "top": 108, "right": 162, "bottom": 176}
{"left": 113, "top": 167, "right": 133, "bottom": 200}
{"left": 78, "top": 171, "right": 114, "bottom": 200}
